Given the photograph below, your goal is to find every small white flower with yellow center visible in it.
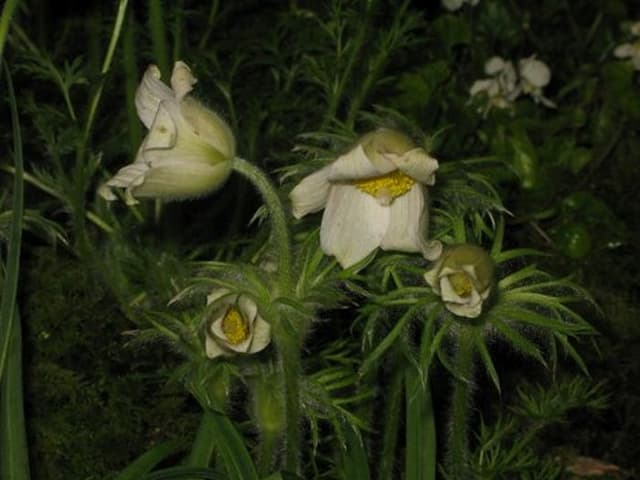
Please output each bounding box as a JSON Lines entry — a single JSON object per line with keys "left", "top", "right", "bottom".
{"left": 424, "top": 244, "right": 495, "bottom": 318}
{"left": 614, "top": 21, "right": 640, "bottom": 70}
{"left": 290, "top": 128, "right": 442, "bottom": 268}
{"left": 518, "top": 56, "right": 556, "bottom": 107}
{"left": 204, "top": 289, "right": 271, "bottom": 359}
{"left": 470, "top": 56, "right": 520, "bottom": 114}
{"left": 99, "top": 61, "right": 235, "bottom": 205}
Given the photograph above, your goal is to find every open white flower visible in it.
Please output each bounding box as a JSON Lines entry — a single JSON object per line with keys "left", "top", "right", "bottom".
{"left": 442, "top": 0, "right": 479, "bottom": 11}
{"left": 290, "top": 129, "right": 441, "bottom": 268}
{"left": 424, "top": 244, "right": 495, "bottom": 318}
{"left": 99, "top": 61, "right": 235, "bottom": 205}
{"left": 614, "top": 21, "right": 640, "bottom": 70}
{"left": 204, "top": 289, "right": 271, "bottom": 359}
{"left": 470, "top": 56, "right": 520, "bottom": 114}
{"left": 518, "top": 56, "right": 556, "bottom": 107}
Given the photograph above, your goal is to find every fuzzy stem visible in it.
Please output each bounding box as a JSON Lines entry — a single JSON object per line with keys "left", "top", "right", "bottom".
{"left": 447, "top": 327, "right": 476, "bottom": 480}
{"left": 257, "top": 429, "right": 278, "bottom": 476}
{"left": 281, "top": 340, "right": 301, "bottom": 473}
{"left": 231, "top": 157, "right": 293, "bottom": 291}
{"left": 148, "top": 0, "right": 170, "bottom": 78}
{"left": 378, "top": 366, "right": 403, "bottom": 480}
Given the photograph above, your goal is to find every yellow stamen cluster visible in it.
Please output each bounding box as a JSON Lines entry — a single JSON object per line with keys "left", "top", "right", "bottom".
{"left": 448, "top": 272, "right": 474, "bottom": 298}
{"left": 222, "top": 307, "right": 250, "bottom": 345}
{"left": 353, "top": 170, "right": 415, "bottom": 199}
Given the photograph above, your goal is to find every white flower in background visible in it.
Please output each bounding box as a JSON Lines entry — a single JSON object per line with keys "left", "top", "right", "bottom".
{"left": 614, "top": 21, "right": 640, "bottom": 70}
{"left": 442, "top": 0, "right": 479, "bottom": 12}
{"left": 290, "top": 128, "right": 442, "bottom": 268}
{"left": 518, "top": 56, "right": 556, "bottom": 107}
{"left": 424, "top": 244, "right": 495, "bottom": 318}
{"left": 469, "top": 56, "right": 520, "bottom": 114}
{"left": 204, "top": 289, "right": 271, "bottom": 359}
{"left": 99, "top": 61, "right": 235, "bottom": 205}
{"left": 470, "top": 55, "right": 556, "bottom": 113}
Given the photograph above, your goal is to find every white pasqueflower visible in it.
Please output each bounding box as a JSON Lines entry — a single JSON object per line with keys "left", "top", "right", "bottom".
{"left": 614, "top": 21, "right": 640, "bottom": 70}
{"left": 99, "top": 61, "right": 235, "bottom": 205}
{"left": 518, "top": 56, "right": 556, "bottom": 107}
{"left": 442, "top": 0, "right": 479, "bottom": 12}
{"left": 470, "top": 56, "right": 520, "bottom": 114}
{"left": 424, "top": 244, "right": 495, "bottom": 318}
{"left": 204, "top": 289, "right": 271, "bottom": 359}
{"left": 290, "top": 128, "right": 442, "bottom": 268}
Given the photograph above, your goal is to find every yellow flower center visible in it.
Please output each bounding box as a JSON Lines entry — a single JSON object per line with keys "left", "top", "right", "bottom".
{"left": 221, "top": 307, "right": 250, "bottom": 345}
{"left": 352, "top": 170, "right": 415, "bottom": 200}
{"left": 448, "top": 272, "right": 474, "bottom": 297}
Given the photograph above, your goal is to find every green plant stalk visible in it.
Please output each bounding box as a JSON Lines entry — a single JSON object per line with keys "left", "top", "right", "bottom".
{"left": 280, "top": 339, "right": 301, "bottom": 473}
{"left": 405, "top": 367, "right": 436, "bottom": 480}
{"left": 172, "top": 0, "right": 184, "bottom": 63}
{"left": 148, "top": 0, "right": 170, "bottom": 78}
{"left": 378, "top": 367, "right": 404, "bottom": 480}
{"left": 0, "top": 0, "right": 19, "bottom": 65}
{"left": 447, "top": 327, "right": 476, "bottom": 480}
{"left": 231, "top": 157, "right": 292, "bottom": 291}
{"left": 122, "top": 11, "right": 142, "bottom": 152}
{"left": 74, "top": 0, "right": 128, "bottom": 252}
{"left": 256, "top": 429, "right": 278, "bottom": 476}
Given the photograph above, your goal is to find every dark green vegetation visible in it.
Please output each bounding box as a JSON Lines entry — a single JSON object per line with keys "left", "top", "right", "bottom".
{"left": 1, "top": 0, "right": 639, "bottom": 479}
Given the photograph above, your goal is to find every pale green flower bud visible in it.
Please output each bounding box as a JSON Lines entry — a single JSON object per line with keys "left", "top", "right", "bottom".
{"left": 99, "top": 61, "right": 234, "bottom": 205}
{"left": 424, "top": 244, "right": 495, "bottom": 318}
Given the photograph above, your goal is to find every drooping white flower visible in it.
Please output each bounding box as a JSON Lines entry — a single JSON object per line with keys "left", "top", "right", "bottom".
{"left": 518, "top": 56, "right": 556, "bottom": 107}
{"left": 204, "top": 289, "right": 271, "bottom": 359}
{"left": 614, "top": 21, "right": 640, "bottom": 70}
{"left": 99, "top": 61, "right": 235, "bottom": 205}
{"left": 442, "top": 0, "right": 479, "bottom": 12}
{"left": 424, "top": 244, "right": 495, "bottom": 318}
{"left": 470, "top": 56, "right": 520, "bottom": 114}
{"left": 290, "top": 128, "right": 442, "bottom": 268}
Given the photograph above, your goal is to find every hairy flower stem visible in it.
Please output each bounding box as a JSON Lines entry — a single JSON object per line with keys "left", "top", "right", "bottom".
{"left": 232, "top": 157, "right": 293, "bottom": 291}
{"left": 447, "top": 328, "right": 476, "bottom": 480}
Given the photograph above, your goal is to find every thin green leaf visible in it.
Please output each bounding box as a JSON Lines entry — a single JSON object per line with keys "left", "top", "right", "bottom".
{"left": 338, "top": 423, "right": 370, "bottom": 480}
{"left": 359, "top": 305, "right": 419, "bottom": 376}
{"left": 114, "top": 440, "right": 183, "bottom": 480}
{"left": 490, "top": 319, "right": 547, "bottom": 368}
{"left": 0, "top": 62, "right": 24, "bottom": 383}
{"left": 141, "top": 466, "right": 224, "bottom": 480}
{"left": 203, "top": 409, "right": 259, "bottom": 480}
{"left": 405, "top": 368, "right": 436, "bottom": 480}
{"left": 474, "top": 334, "right": 501, "bottom": 394}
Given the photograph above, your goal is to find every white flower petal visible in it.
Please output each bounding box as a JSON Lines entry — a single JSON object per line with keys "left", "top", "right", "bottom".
{"left": 239, "top": 296, "right": 258, "bottom": 324}
{"left": 392, "top": 148, "right": 439, "bottom": 185}
{"left": 205, "top": 335, "right": 227, "bottom": 358}
{"left": 424, "top": 258, "right": 444, "bottom": 292}
{"left": 320, "top": 185, "right": 390, "bottom": 268}
{"left": 328, "top": 144, "right": 395, "bottom": 182}
{"left": 485, "top": 56, "right": 506, "bottom": 75}
{"left": 614, "top": 43, "right": 634, "bottom": 58}
{"left": 442, "top": 0, "right": 464, "bottom": 11}
{"left": 519, "top": 57, "right": 551, "bottom": 87}
{"left": 207, "top": 288, "right": 233, "bottom": 305}
{"left": 446, "top": 300, "right": 483, "bottom": 318}
{"left": 439, "top": 275, "right": 467, "bottom": 304}
{"left": 380, "top": 185, "right": 427, "bottom": 252}
{"left": 130, "top": 160, "right": 231, "bottom": 200}
{"left": 470, "top": 79, "right": 496, "bottom": 97}
{"left": 289, "top": 165, "right": 332, "bottom": 219}
{"left": 144, "top": 102, "right": 178, "bottom": 150}
{"left": 249, "top": 316, "right": 271, "bottom": 353}
{"left": 171, "top": 61, "right": 197, "bottom": 100}
{"left": 180, "top": 98, "right": 235, "bottom": 159}
{"left": 135, "top": 65, "right": 174, "bottom": 129}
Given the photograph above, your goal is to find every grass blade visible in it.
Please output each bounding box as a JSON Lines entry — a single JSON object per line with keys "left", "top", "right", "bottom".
{"left": 114, "top": 439, "right": 183, "bottom": 480}
{"left": 0, "top": 61, "right": 24, "bottom": 384}
{"left": 0, "top": 309, "right": 30, "bottom": 480}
